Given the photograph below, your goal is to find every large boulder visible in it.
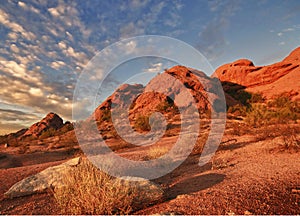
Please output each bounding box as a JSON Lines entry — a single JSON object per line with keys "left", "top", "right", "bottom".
{"left": 4, "top": 157, "right": 81, "bottom": 198}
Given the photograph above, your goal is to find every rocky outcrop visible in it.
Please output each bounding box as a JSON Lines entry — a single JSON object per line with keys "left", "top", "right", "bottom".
{"left": 92, "top": 84, "right": 144, "bottom": 121}
{"left": 4, "top": 157, "right": 81, "bottom": 198}
{"left": 21, "top": 112, "right": 64, "bottom": 138}
{"left": 94, "top": 65, "right": 225, "bottom": 122}
{"left": 4, "top": 157, "right": 163, "bottom": 208}
{"left": 213, "top": 47, "right": 300, "bottom": 100}
{"left": 283, "top": 47, "right": 300, "bottom": 62}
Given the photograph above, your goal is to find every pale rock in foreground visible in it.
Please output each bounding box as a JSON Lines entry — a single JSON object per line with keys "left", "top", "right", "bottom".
{"left": 119, "top": 176, "right": 164, "bottom": 207}
{"left": 4, "top": 157, "right": 81, "bottom": 198}
{"left": 4, "top": 157, "right": 164, "bottom": 207}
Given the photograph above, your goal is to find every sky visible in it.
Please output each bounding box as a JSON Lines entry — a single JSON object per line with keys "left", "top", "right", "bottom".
{"left": 0, "top": 0, "right": 299, "bottom": 135}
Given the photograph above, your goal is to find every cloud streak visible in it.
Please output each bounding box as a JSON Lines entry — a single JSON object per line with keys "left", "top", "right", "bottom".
{"left": 197, "top": 0, "right": 240, "bottom": 61}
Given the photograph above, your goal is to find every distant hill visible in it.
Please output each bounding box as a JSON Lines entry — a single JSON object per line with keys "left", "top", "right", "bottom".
{"left": 0, "top": 113, "right": 73, "bottom": 145}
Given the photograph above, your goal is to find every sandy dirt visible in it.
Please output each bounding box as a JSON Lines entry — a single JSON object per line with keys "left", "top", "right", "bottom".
{"left": 0, "top": 122, "right": 299, "bottom": 215}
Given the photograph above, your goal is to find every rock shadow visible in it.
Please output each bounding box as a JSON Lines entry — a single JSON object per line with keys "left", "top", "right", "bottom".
{"left": 165, "top": 173, "right": 225, "bottom": 200}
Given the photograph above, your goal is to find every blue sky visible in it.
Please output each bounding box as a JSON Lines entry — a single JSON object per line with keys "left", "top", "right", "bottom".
{"left": 0, "top": 0, "right": 299, "bottom": 134}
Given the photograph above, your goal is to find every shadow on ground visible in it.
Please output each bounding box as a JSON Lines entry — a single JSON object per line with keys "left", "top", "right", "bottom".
{"left": 165, "top": 173, "right": 225, "bottom": 200}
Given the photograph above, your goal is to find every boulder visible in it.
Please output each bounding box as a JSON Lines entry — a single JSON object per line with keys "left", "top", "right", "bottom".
{"left": 4, "top": 157, "right": 81, "bottom": 198}
{"left": 119, "top": 176, "right": 164, "bottom": 207}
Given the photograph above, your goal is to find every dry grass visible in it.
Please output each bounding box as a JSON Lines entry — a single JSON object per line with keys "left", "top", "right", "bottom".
{"left": 280, "top": 124, "right": 300, "bottom": 151}
{"left": 146, "top": 145, "right": 169, "bottom": 160}
{"left": 54, "top": 160, "right": 138, "bottom": 215}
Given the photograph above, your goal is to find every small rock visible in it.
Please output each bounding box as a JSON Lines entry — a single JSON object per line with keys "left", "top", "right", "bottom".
{"left": 244, "top": 210, "right": 252, "bottom": 215}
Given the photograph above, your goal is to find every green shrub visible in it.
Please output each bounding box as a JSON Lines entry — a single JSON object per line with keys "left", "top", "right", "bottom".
{"left": 245, "top": 95, "right": 300, "bottom": 127}
{"left": 228, "top": 104, "right": 248, "bottom": 116}
{"left": 101, "top": 109, "right": 111, "bottom": 122}
{"left": 156, "top": 101, "right": 173, "bottom": 112}
{"left": 248, "top": 93, "right": 264, "bottom": 103}
{"left": 39, "top": 128, "right": 56, "bottom": 139}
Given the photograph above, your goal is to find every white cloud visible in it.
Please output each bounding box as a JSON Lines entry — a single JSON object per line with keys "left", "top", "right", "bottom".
{"left": 277, "top": 32, "right": 283, "bottom": 37}
{"left": 10, "top": 44, "right": 19, "bottom": 53}
{"left": 48, "top": 7, "right": 60, "bottom": 17}
{"left": 7, "top": 32, "right": 18, "bottom": 40}
{"left": 58, "top": 41, "right": 67, "bottom": 49}
{"left": 18, "top": 1, "right": 40, "bottom": 14}
{"left": 29, "top": 87, "right": 44, "bottom": 97}
{"left": 143, "top": 62, "right": 163, "bottom": 73}
{"left": 0, "top": 60, "right": 42, "bottom": 84}
{"left": 50, "top": 61, "right": 66, "bottom": 69}
{"left": 0, "top": 9, "right": 36, "bottom": 40}
{"left": 63, "top": 46, "right": 87, "bottom": 62}
{"left": 124, "top": 40, "right": 137, "bottom": 54}
{"left": 18, "top": 1, "right": 26, "bottom": 8}
{"left": 283, "top": 28, "right": 295, "bottom": 32}
{"left": 130, "top": 0, "right": 149, "bottom": 8}
{"left": 120, "top": 22, "right": 145, "bottom": 38}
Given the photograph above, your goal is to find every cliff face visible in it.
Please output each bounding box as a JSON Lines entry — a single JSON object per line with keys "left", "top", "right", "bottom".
{"left": 213, "top": 47, "right": 300, "bottom": 100}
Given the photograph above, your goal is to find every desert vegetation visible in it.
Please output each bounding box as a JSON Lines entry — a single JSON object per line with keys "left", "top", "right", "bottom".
{"left": 134, "top": 115, "right": 151, "bottom": 132}
{"left": 227, "top": 92, "right": 300, "bottom": 151}
{"left": 54, "top": 160, "right": 138, "bottom": 215}
{"left": 146, "top": 145, "right": 169, "bottom": 160}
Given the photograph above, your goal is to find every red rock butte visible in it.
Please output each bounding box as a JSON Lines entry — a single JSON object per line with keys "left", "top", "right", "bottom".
{"left": 213, "top": 47, "right": 300, "bottom": 100}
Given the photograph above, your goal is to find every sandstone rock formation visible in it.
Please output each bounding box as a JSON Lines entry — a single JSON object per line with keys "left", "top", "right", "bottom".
{"left": 213, "top": 47, "right": 300, "bottom": 100}
{"left": 93, "top": 65, "right": 226, "bottom": 123}
{"left": 91, "top": 83, "right": 144, "bottom": 122}
{"left": 21, "top": 112, "right": 64, "bottom": 139}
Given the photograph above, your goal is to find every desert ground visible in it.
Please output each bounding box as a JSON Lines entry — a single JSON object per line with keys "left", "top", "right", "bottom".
{"left": 0, "top": 119, "right": 299, "bottom": 215}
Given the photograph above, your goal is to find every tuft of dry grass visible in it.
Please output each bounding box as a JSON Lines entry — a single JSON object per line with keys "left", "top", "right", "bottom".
{"left": 280, "top": 125, "right": 300, "bottom": 151}
{"left": 146, "top": 145, "right": 169, "bottom": 160}
{"left": 54, "top": 160, "right": 138, "bottom": 215}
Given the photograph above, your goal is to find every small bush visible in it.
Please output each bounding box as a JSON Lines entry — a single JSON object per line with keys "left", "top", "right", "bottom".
{"left": 134, "top": 115, "right": 151, "bottom": 131}
{"left": 248, "top": 93, "right": 264, "bottom": 103}
{"left": 245, "top": 104, "right": 271, "bottom": 127}
{"left": 39, "top": 128, "right": 56, "bottom": 139}
{"left": 146, "top": 146, "right": 169, "bottom": 160}
{"left": 156, "top": 101, "right": 173, "bottom": 112}
{"left": 228, "top": 104, "right": 248, "bottom": 116}
{"left": 245, "top": 94, "right": 300, "bottom": 127}
{"left": 281, "top": 125, "right": 300, "bottom": 151}
{"left": 54, "top": 160, "right": 137, "bottom": 215}
{"left": 101, "top": 109, "right": 111, "bottom": 122}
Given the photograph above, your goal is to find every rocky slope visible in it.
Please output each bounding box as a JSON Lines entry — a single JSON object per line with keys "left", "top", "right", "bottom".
{"left": 90, "top": 66, "right": 226, "bottom": 121}
{"left": 213, "top": 47, "right": 300, "bottom": 101}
